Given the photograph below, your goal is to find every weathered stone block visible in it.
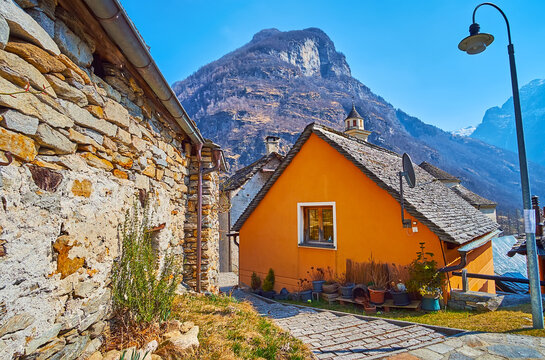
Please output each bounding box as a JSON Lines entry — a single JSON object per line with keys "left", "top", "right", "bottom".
{"left": 26, "top": 7, "right": 54, "bottom": 38}
{"left": 0, "top": 0, "right": 60, "bottom": 55}
{"left": 5, "top": 41, "right": 63, "bottom": 72}
{"left": 116, "top": 127, "right": 131, "bottom": 145}
{"left": 54, "top": 19, "right": 92, "bottom": 67}
{"left": 44, "top": 73, "right": 87, "bottom": 106}
{"left": 0, "top": 15, "right": 9, "bottom": 50}
{"left": 25, "top": 323, "right": 62, "bottom": 355}
{"left": 0, "top": 76, "right": 72, "bottom": 128}
{"left": 80, "top": 152, "right": 113, "bottom": 171}
{"left": 0, "top": 126, "right": 37, "bottom": 161}
{"left": 112, "top": 168, "right": 128, "bottom": 180}
{"left": 0, "top": 313, "right": 35, "bottom": 337}
{"left": 58, "top": 99, "right": 117, "bottom": 137}
{"left": 0, "top": 109, "right": 39, "bottom": 135}
{"left": 0, "top": 48, "right": 56, "bottom": 97}
{"left": 58, "top": 53, "right": 90, "bottom": 84}
{"left": 71, "top": 179, "right": 92, "bottom": 198}
{"left": 53, "top": 235, "right": 84, "bottom": 279}
{"left": 103, "top": 99, "right": 129, "bottom": 128}
{"left": 33, "top": 123, "right": 76, "bottom": 154}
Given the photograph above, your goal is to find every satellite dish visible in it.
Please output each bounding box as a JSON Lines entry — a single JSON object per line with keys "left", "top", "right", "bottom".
{"left": 402, "top": 153, "right": 416, "bottom": 188}
{"left": 399, "top": 153, "right": 416, "bottom": 228}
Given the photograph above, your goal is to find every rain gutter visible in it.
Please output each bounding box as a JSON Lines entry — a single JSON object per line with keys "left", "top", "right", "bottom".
{"left": 439, "top": 229, "right": 502, "bottom": 273}
{"left": 82, "top": 0, "right": 204, "bottom": 145}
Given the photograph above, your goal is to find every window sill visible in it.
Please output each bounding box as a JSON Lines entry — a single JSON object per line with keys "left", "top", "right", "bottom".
{"left": 298, "top": 243, "right": 336, "bottom": 250}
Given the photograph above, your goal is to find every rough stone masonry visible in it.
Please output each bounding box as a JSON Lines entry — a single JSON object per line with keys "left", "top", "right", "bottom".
{"left": 0, "top": 1, "right": 221, "bottom": 359}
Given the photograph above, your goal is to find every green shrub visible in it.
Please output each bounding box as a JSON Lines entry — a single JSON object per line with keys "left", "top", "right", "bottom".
{"left": 112, "top": 200, "right": 180, "bottom": 323}
{"left": 407, "top": 242, "right": 446, "bottom": 298}
{"left": 262, "top": 268, "right": 275, "bottom": 292}
{"left": 251, "top": 272, "right": 262, "bottom": 290}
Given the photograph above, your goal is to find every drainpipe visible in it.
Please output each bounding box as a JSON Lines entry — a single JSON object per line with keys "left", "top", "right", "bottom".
{"left": 195, "top": 147, "right": 222, "bottom": 292}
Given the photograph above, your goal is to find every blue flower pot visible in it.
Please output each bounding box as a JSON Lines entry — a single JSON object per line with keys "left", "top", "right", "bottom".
{"left": 421, "top": 296, "right": 440, "bottom": 311}
{"left": 312, "top": 280, "right": 325, "bottom": 292}
{"left": 340, "top": 283, "right": 355, "bottom": 299}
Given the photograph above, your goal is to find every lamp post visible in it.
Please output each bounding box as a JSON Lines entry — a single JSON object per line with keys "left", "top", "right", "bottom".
{"left": 458, "top": 2, "right": 544, "bottom": 329}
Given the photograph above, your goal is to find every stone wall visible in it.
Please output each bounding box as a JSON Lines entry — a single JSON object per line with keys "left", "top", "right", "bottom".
{"left": 0, "top": 1, "right": 219, "bottom": 359}
{"left": 183, "top": 148, "right": 221, "bottom": 291}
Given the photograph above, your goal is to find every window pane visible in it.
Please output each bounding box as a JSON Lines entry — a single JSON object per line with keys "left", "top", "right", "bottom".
{"left": 322, "top": 208, "right": 333, "bottom": 242}
{"left": 307, "top": 208, "right": 320, "bottom": 241}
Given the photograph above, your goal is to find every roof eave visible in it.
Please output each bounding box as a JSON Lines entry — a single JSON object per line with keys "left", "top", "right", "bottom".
{"left": 82, "top": 0, "right": 204, "bottom": 145}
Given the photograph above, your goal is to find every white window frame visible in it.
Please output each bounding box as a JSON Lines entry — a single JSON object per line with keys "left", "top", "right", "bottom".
{"left": 297, "top": 202, "right": 337, "bottom": 250}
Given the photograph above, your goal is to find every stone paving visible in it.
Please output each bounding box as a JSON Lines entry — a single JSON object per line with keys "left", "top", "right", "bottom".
{"left": 232, "top": 290, "right": 445, "bottom": 359}
{"left": 231, "top": 289, "right": 545, "bottom": 359}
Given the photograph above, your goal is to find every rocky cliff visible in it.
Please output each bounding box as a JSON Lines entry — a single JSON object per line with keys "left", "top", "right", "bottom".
{"left": 173, "top": 28, "right": 545, "bottom": 211}
{"left": 471, "top": 79, "right": 545, "bottom": 168}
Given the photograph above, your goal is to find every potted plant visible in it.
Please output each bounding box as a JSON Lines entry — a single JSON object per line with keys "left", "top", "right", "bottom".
{"left": 367, "top": 255, "right": 389, "bottom": 305}
{"left": 297, "top": 278, "right": 312, "bottom": 302}
{"left": 388, "top": 263, "right": 411, "bottom": 306}
{"left": 262, "top": 268, "right": 276, "bottom": 298}
{"left": 322, "top": 266, "right": 339, "bottom": 294}
{"left": 407, "top": 242, "right": 446, "bottom": 311}
{"left": 251, "top": 272, "right": 262, "bottom": 294}
{"left": 308, "top": 267, "right": 326, "bottom": 292}
{"left": 337, "top": 273, "right": 355, "bottom": 299}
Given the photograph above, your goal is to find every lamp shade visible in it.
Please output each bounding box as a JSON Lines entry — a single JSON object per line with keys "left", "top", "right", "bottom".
{"left": 458, "top": 33, "right": 494, "bottom": 54}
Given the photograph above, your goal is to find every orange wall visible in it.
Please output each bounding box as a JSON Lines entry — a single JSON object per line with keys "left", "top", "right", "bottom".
{"left": 239, "top": 133, "right": 495, "bottom": 294}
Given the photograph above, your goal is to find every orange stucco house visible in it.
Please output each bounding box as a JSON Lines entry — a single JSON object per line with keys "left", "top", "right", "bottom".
{"left": 232, "top": 110, "right": 501, "bottom": 295}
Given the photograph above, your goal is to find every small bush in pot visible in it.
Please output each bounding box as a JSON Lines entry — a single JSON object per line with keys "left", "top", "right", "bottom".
{"left": 308, "top": 267, "right": 326, "bottom": 292}
{"left": 336, "top": 273, "right": 355, "bottom": 299}
{"left": 407, "top": 242, "right": 446, "bottom": 311}
{"left": 322, "top": 266, "right": 339, "bottom": 294}
{"left": 250, "top": 272, "right": 261, "bottom": 292}
{"left": 297, "top": 278, "right": 312, "bottom": 302}
{"left": 388, "top": 263, "right": 411, "bottom": 306}
{"left": 367, "top": 255, "right": 389, "bottom": 305}
{"left": 262, "top": 268, "right": 276, "bottom": 298}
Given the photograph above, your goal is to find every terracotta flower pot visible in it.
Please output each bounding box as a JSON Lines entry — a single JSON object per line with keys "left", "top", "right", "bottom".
{"left": 322, "top": 283, "right": 339, "bottom": 294}
{"left": 364, "top": 304, "right": 377, "bottom": 314}
{"left": 368, "top": 287, "right": 386, "bottom": 305}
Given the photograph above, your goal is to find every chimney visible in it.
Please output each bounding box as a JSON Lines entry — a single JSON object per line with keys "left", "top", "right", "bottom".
{"left": 532, "top": 196, "right": 543, "bottom": 236}
{"left": 265, "top": 136, "right": 280, "bottom": 154}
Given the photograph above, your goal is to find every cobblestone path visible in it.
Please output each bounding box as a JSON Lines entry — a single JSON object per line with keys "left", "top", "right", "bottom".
{"left": 232, "top": 290, "right": 445, "bottom": 359}
{"left": 231, "top": 290, "right": 545, "bottom": 359}
{"left": 276, "top": 311, "right": 444, "bottom": 359}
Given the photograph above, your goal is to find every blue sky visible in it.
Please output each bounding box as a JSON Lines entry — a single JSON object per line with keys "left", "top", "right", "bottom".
{"left": 120, "top": 1, "right": 545, "bottom": 132}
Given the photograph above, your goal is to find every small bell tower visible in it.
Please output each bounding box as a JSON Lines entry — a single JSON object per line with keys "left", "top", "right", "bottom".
{"left": 344, "top": 104, "right": 371, "bottom": 141}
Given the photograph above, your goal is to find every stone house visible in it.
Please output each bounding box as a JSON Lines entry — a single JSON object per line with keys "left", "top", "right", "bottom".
{"left": 233, "top": 110, "right": 500, "bottom": 295}
{"left": 219, "top": 136, "right": 283, "bottom": 273}
{"left": 0, "top": 1, "right": 224, "bottom": 359}
{"left": 419, "top": 161, "right": 497, "bottom": 222}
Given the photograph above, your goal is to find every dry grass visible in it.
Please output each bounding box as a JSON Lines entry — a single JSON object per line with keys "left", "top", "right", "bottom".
{"left": 102, "top": 294, "right": 312, "bottom": 359}
{"left": 282, "top": 300, "right": 545, "bottom": 337}
{"left": 172, "top": 293, "right": 312, "bottom": 359}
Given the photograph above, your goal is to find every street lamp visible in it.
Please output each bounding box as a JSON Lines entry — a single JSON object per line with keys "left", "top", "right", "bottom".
{"left": 458, "top": 3, "right": 544, "bottom": 329}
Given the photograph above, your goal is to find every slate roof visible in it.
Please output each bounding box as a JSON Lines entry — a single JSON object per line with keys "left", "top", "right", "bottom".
{"left": 233, "top": 123, "right": 500, "bottom": 244}
{"left": 221, "top": 152, "right": 283, "bottom": 191}
{"left": 419, "top": 162, "right": 461, "bottom": 183}
{"left": 450, "top": 184, "right": 497, "bottom": 208}
{"left": 346, "top": 104, "right": 363, "bottom": 119}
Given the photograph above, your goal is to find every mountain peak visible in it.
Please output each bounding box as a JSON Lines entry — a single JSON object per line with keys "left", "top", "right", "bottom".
{"left": 245, "top": 28, "right": 351, "bottom": 78}
{"left": 251, "top": 28, "right": 281, "bottom": 43}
